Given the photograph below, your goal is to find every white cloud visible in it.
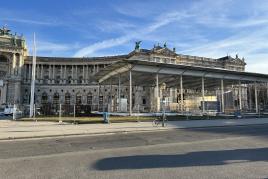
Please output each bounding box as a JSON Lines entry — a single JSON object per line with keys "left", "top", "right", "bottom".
{"left": 37, "top": 41, "right": 74, "bottom": 52}
{"left": 97, "top": 20, "right": 136, "bottom": 33}
{"left": 61, "top": 0, "right": 268, "bottom": 74}
{"left": 2, "top": 17, "right": 56, "bottom": 26}
{"left": 181, "top": 29, "right": 268, "bottom": 56}
{"left": 27, "top": 40, "right": 80, "bottom": 57}
{"left": 74, "top": 11, "right": 188, "bottom": 57}
{"left": 73, "top": 35, "right": 133, "bottom": 57}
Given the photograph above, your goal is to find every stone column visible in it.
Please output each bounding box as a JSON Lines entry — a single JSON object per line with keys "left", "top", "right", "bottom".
{"left": 72, "top": 65, "right": 75, "bottom": 78}
{"left": 156, "top": 74, "right": 159, "bottom": 98}
{"left": 36, "top": 65, "right": 39, "bottom": 80}
{"left": 49, "top": 65, "right": 52, "bottom": 80}
{"left": 41, "top": 65, "right": 44, "bottom": 79}
{"left": 64, "top": 65, "right": 67, "bottom": 80}
{"left": 86, "top": 65, "right": 89, "bottom": 81}
{"left": 12, "top": 53, "right": 16, "bottom": 75}
{"left": 14, "top": 81, "right": 21, "bottom": 104}
{"left": 75, "top": 65, "right": 78, "bottom": 83}
{"left": 82, "top": 65, "right": 85, "bottom": 84}
{"left": 24, "top": 64, "right": 28, "bottom": 80}
{"left": 83, "top": 65, "right": 85, "bottom": 78}
{"left": 19, "top": 54, "right": 23, "bottom": 76}
{"left": 72, "top": 65, "right": 74, "bottom": 83}
{"left": 60, "top": 65, "right": 63, "bottom": 79}
{"left": 52, "top": 65, "right": 55, "bottom": 79}
{"left": 2, "top": 82, "right": 7, "bottom": 104}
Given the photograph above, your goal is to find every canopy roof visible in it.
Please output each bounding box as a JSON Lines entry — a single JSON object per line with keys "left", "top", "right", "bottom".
{"left": 95, "top": 60, "right": 268, "bottom": 89}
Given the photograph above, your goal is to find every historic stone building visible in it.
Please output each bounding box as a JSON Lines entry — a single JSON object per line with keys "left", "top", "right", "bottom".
{"left": 1, "top": 26, "right": 256, "bottom": 115}
{"left": 0, "top": 27, "right": 27, "bottom": 106}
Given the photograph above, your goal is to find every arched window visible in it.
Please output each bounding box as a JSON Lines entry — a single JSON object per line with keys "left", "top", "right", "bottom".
{"left": 76, "top": 92, "right": 82, "bottom": 105}
{"left": 41, "top": 92, "right": 48, "bottom": 104}
{"left": 65, "top": 92, "right": 71, "bottom": 104}
{"left": 87, "top": 92, "right": 93, "bottom": 104}
{"left": 53, "top": 92, "right": 60, "bottom": 105}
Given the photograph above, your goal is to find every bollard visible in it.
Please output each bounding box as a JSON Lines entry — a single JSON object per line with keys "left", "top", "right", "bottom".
{"left": 73, "top": 104, "right": 76, "bottom": 124}
{"left": 137, "top": 104, "right": 140, "bottom": 122}
{"left": 34, "top": 104, "right": 37, "bottom": 122}
{"left": 13, "top": 104, "right": 16, "bottom": 120}
{"left": 59, "top": 104, "right": 62, "bottom": 123}
{"left": 103, "top": 112, "right": 110, "bottom": 123}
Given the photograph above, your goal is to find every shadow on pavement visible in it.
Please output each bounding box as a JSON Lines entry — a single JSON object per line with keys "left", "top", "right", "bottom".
{"left": 93, "top": 147, "right": 268, "bottom": 170}
{"left": 182, "top": 123, "right": 268, "bottom": 138}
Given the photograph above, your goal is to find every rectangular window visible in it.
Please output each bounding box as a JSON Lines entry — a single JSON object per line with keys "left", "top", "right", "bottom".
{"left": 87, "top": 96, "right": 92, "bottom": 104}
{"left": 142, "top": 98, "right": 146, "bottom": 105}
{"left": 155, "top": 57, "right": 161, "bottom": 63}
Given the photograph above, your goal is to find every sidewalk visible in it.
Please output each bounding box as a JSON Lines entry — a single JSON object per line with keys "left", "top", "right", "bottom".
{"left": 1, "top": 118, "right": 268, "bottom": 140}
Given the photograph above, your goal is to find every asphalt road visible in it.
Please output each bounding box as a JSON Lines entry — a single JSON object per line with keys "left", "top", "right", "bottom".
{"left": 0, "top": 124, "right": 268, "bottom": 179}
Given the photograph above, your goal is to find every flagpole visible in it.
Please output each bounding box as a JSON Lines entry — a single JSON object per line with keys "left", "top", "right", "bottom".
{"left": 29, "top": 33, "right": 36, "bottom": 118}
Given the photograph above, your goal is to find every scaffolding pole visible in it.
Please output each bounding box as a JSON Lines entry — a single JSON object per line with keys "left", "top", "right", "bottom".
{"left": 180, "top": 75, "right": 183, "bottom": 111}
{"left": 129, "top": 70, "right": 132, "bottom": 115}
{"left": 255, "top": 82, "right": 258, "bottom": 113}
{"left": 239, "top": 81, "right": 242, "bottom": 110}
{"left": 118, "top": 74, "right": 121, "bottom": 112}
{"left": 221, "top": 79, "right": 225, "bottom": 113}
{"left": 202, "top": 76, "right": 205, "bottom": 113}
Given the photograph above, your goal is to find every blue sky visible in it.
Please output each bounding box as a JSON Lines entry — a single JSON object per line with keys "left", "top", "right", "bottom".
{"left": 1, "top": 0, "right": 268, "bottom": 73}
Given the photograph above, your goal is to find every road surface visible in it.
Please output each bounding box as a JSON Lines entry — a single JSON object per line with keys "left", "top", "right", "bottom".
{"left": 0, "top": 124, "right": 268, "bottom": 179}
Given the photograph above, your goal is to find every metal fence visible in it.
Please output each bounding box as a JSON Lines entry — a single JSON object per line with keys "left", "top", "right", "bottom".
{"left": 34, "top": 104, "right": 109, "bottom": 117}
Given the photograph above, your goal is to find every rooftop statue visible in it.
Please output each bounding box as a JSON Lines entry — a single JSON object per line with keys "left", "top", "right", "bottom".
{"left": 135, "top": 41, "right": 142, "bottom": 50}
{"left": 0, "top": 25, "right": 11, "bottom": 36}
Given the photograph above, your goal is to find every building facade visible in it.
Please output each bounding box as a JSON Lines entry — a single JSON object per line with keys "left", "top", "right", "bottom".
{"left": 1, "top": 27, "right": 253, "bottom": 115}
